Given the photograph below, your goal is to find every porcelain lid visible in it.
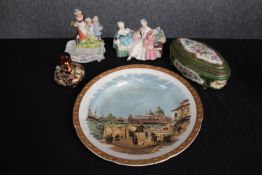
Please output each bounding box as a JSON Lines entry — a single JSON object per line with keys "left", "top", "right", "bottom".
{"left": 179, "top": 38, "right": 223, "bottom": 65}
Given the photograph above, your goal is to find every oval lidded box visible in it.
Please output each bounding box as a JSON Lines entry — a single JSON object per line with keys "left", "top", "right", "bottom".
{"left": 170, "top": 38, "right": 231, "bottom": 89}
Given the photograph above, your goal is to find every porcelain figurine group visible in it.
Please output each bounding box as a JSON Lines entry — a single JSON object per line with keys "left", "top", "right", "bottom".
{"left": 71, "top": 9, "right": 103, "bottom": 47}
{"left": 65, "top": 9, "right": 105, "bottom": 63}
{"left": 54, "top": 9, "right": 230, "bottom": 89}
{"left": 113, "top": 19, "right": 166, "bottom": 61}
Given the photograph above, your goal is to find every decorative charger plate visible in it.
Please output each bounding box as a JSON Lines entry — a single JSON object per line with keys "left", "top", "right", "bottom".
{"left": 73, "top": 64, "right": 203, "bottom": 166}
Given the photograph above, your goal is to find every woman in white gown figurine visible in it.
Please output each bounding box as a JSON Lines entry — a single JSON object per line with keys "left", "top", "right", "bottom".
{"left": 127, "top": 19, "right": 152, "bottom": 61}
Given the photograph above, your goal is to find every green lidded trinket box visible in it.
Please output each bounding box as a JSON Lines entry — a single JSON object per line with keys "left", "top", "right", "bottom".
{"left": 170, "top": 38, "right": 231, "bottom": 89}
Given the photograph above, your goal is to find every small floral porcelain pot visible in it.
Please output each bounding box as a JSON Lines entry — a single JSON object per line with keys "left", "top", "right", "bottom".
{"left": 54, "top": 52, "right": 85, "bottom": 87}
{"left": 170, "top": 38, "right": 231, "bottom": 89}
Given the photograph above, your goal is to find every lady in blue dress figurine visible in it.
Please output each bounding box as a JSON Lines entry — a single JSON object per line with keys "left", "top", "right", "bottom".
{"left": 92, "top": 16, "right": 103, "bottom": 40}
{"left": 113, "top": 21, "right": 133, "bottom": 57}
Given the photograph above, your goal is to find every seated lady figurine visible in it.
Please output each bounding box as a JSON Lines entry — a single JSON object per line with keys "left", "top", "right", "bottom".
{"left": 113, "top": 22, "right": 133, "bottom": 57}
{"left": 127, "top": 19, "right": 166, "bottom": 61}
{"left": 64, "top": 9, "right": 105, "bottom": 63}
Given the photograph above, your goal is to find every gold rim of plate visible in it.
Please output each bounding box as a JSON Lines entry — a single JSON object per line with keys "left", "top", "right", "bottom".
{"left": 73, "top": 64, "right": 204, "bottom": 166}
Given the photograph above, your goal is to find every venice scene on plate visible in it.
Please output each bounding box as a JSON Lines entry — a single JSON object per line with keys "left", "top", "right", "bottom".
{"left": 78, "top": 68, "right": 197, "bottom": 159}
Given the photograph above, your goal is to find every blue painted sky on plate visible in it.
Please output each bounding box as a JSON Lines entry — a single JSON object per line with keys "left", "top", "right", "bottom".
{"left": 89, "top": 73, "right": 187, "bottom": 117}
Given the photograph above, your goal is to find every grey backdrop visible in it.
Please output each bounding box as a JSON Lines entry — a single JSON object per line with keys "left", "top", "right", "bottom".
{"left": 0, "top": 0, "right": 261, "bottom": 39}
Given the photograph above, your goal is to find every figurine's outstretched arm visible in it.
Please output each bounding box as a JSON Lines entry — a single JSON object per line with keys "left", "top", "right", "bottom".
{"left": 71, "top": 21, "right": 79, "bottom": 27}
{"left": 126, "top": 28, "right": 134, "bottom": 32}
{"left": 98, "top": 25, "right": 103, "bottom": 31}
